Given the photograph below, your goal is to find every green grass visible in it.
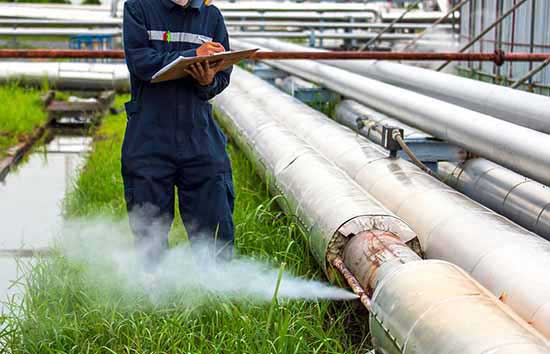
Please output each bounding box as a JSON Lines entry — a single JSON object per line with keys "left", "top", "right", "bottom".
{"left": 1, "top": 96, "right": 370, "bottom": 353}
{"left": 0, "top": 83, "right": 48, "bottom": 157}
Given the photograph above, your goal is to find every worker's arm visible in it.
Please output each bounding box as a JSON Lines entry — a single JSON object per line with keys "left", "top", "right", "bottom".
{"left": 193, "top": 14, "right": 232, "bottom": 101}
{"left": 123, "top": 1, "right": 196, "bottom": 81}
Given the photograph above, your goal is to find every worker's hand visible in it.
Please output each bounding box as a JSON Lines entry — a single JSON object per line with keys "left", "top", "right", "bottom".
{"left": 196, "top": 41, "right": 225, "bottom": 57}
{"left": 185, "top": 60, "right": 224, "bottom": 86}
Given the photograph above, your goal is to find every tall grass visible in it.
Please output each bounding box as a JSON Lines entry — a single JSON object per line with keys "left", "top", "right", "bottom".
{"left": 1, "top": 96, "right": 370, "bottom": 353}
{"left": 0, "top": 83, "right": 47, "bottom": 156}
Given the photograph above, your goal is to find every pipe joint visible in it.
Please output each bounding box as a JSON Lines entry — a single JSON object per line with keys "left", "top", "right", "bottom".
{"left": 494, "top": 49, "right": 506, "bottom": 66}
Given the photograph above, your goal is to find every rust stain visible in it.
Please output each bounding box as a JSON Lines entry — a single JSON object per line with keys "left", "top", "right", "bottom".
{"left": 359, "top": 230, "right": 405, "bottom": 295}
{"left": 332, "top": 256, "right": 372, "bottom": 311}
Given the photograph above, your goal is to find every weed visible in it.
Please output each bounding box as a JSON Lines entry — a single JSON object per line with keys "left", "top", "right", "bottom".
{"left": 0, "top": 83, "right": 47, "bottom": 157}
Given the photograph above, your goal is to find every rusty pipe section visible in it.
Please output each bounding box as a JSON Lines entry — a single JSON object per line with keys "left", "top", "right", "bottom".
{"left": 1, "top": 49, "right": 550, "bottom": 62}
{"left": 331, "top": 256, "right": 373, "bottom": 311}
{"left": 340, "top": 233, "right": 550, "bottom": 354}
{"left": 214, "top": 69, "right": 550, "bottom": 352}
{"left": 368, "top": 260, "right": 550, "bottom": 354}
{"left": 439, "top": 159, "right": 550, "bottom": 240}
{"left": 225, "top": 66, "right": 550, "bottom": 338}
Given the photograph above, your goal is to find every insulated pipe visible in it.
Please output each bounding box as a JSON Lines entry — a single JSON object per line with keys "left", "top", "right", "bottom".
{"left": 225, "top": 21, "right": 455, "bottom": 31}
{"left": 214, "top": 67, "right": 550, "bottom": 352}
{"left": 242, "top": 39, "right": 550, "bottom": 134}
{"left": 439, "top": 159, "right": 550, "bottom": 240}
{"left": 234, "top": 39, "right": 550, "bottom": 186}
{"left": 0, "top": 62, "right": 130, "bottom": 92}
{"left": 0, "top": 28, "right": 121, "bottom": 37}
{"left": 0, "top": 19, "right": 453, "bottom": 30}
{"left": 333, "top": 61, "right": 550, "bottom": 134}
{"left": 214, "top": 71, "right": 419, "bottom": 272}
{"left": 223, "top": 66, "right": 550, "bottom": 338}
{"left": 336, "top": 99, "right": 549, "bottom": 239}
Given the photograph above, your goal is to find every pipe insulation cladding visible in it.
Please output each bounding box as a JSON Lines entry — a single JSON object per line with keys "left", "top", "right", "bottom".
{"left": 234, "top": 39, "right": 550, "bottom": 187}
{"left": 335, "top": 100, "right": 550, "bottom": 240}
{"left": 439, "top": 159, "right": 550, "bottom": 240}
{"left": 0, "top": 62, "right": 130, "bottom": 92}
{"left": 330, "top": 60, "right": 550, "bottom": 134}
{"left": 241, "top": 39, "right": 550, "bottom": 135}
{"left": 221, "top": 66, "right": 550, "bottom": 338}
{"left": 213, "top": 67, "right": 550, "bottom": 353}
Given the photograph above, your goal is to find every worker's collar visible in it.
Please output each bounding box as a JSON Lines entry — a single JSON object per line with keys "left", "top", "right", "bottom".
{"left": 162, "top": 0, "right": 204, "bottom": 12}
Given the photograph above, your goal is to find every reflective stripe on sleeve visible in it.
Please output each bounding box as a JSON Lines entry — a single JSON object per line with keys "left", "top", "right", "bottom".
{"left": 147, "top": 30, "right": 212, "bottom": 44}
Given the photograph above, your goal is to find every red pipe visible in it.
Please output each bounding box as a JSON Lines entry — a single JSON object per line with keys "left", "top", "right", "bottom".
{"left": 0, "top": 49, "right": 549, "bottom": 64}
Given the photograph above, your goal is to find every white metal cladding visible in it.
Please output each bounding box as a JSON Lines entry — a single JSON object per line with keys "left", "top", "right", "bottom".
{"left": 223, "top": 63, "right": 550, "bottom": 338}
{"left": 460, "top": 0, "right": 550, "bottom": 86}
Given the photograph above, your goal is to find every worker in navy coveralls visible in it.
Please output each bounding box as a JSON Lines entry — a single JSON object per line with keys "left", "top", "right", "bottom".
{"left": 122, "top": 0, "right": 234, "bottom": 266}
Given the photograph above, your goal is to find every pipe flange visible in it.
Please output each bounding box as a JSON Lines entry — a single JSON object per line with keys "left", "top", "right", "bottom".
{"left": 494, "top": 49, "right": 505, "bottom": 67}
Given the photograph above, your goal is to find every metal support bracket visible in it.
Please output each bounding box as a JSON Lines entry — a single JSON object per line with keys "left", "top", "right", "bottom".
{"left": 381, "top": 126, "right": 404, "bottom": 158}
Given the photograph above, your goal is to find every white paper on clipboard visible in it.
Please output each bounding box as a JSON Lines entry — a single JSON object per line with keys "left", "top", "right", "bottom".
{"left": 151, "top": 48, "right": 259, "bottom": 83}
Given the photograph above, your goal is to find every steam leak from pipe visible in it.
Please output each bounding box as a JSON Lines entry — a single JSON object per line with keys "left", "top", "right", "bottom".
{"left": 58, "top": 218, "right": 358, "bottom": 306}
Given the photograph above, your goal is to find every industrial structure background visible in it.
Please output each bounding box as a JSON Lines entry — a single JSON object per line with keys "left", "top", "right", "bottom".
{"left": 460, "top": 0, "right": 550, "bottom": 93}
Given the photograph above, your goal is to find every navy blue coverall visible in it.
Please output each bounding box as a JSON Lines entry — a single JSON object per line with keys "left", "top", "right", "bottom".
{"left": 122, "top": 0, "right": 234, "bottom": 264}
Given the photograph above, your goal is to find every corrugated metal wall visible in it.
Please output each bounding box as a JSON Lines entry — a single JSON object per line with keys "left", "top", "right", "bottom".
{"left": 460, "top": 0, "right": 550, "bottom": 86}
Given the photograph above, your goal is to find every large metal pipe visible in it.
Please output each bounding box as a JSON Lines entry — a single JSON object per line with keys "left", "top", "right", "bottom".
{"left": 223, "top": 66, "right": 550, "bottom": 338}
{"left": 0, "top": 19, "right": 454, "bottom": 31}
{"left": 0, "top": 29, "right": 418, "bottom": 42}
{"left": 336, "top": 99, "right": 550, "bottom": 240}
{"left": 439, "top": 159, "right": 550, "bottom": 240}
{"left": 234, "top": 39, "right": 550, "bottom": 186}
{"left": 216, "top": 2, "right": 383, "bottom": 13}
{"left": 0, "top": 5, "right": 378, "bottom": 22}
{"left": 0, "top": 62, "right": 129, "bottom": 92}
{"left": 242, "top": 39, "right": 550, "bottom": 134}
{"left": 0, "top": 28, "right": 121, "bottom": 37}
{"left": 230, "top": 31, "right": 420, "bottom": 41}
{"left": 330, "top": 60, "right": 550, "bottom": 134}
{"left": 0, "top": 19, "right": 122, "bottom": 27}
{"left": 225, "top": 20, "right": 455, "bottom": 30}
{"left": 214, "top": 67, "right": 550, "bottom": 352}
{"left": 0, "top": 2, "right": 452, "bottom": 23}
{"left": 214, "top": 70, "right": 418, "bottom": 273}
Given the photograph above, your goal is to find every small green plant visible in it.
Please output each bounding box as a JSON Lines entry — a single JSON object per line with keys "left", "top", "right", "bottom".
{"left": 81, "top": 0, "right": 101, "bottom": 5}
{"left": 0, "top": 83, "right": 48, "bottom": 157}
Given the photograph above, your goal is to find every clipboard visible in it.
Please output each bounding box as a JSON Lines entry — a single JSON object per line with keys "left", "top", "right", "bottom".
{"left": 151, "top": 48, "right": 259, "bottom": 83}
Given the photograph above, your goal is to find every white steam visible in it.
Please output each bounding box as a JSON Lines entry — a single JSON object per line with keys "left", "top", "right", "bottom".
{"left": 58, "top": 218, "right": 358, "bottom": 305}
